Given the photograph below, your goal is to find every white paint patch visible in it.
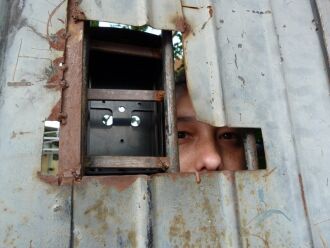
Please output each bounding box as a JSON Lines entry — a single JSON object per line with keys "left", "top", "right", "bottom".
{"left": 45, "top": 121, "right": 60, "bottom": 128}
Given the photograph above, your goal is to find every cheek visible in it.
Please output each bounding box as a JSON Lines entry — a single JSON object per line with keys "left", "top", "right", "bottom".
{"left": 220, "top": 147, "right": 246, "bottom": 170}
{"left": 179, "top": 143, "right": 196, "bottom": 172}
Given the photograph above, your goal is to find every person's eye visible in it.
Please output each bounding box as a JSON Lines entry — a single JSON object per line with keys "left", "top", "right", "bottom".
{"left": 178, "top": 131, "right": 189, "bottom": 139}
{"left": 218, "top": 132, "right": 240, "bottom": 140}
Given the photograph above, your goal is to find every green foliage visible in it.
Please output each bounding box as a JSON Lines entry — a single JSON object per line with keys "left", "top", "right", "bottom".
{"left": 129, "top": 24, "right": 149, "bottom": 32}
{"left": 90, "top": 20, "right": 99, "bottom": 27}
{"left": 173, "top": 31, "right": 183, "bottom": 59}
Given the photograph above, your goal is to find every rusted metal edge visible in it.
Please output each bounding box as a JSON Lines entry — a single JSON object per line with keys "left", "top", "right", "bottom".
{"left": 91, "top": 40, "right": 162, "bottom": 59}
{"left": 87, "top": 156, "right": 169, "bottom": 170}
{"left": 88, "top": 89, "right": 165, "bottom": 101}
{"left": 162, "top": 31, "right": 179, "bottom": 172}
{"left": 57, "top": 0, "right": 85, "bottom": 181}
{"left": 38, "top": 170, "right": 81, "bottom": 185}
{"left": 72, "top": 0, "right": 86, "bottom": 21}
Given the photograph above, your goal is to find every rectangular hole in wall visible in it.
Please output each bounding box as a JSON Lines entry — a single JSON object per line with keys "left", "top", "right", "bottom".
{"left": 40, "top": 121, "right": 60, "bottom": 176}
{"left": 243, "top": 128, "right": 266, "bottom": 170}
{"left": 84, "top": 22, "right": 168, "bottom": 175}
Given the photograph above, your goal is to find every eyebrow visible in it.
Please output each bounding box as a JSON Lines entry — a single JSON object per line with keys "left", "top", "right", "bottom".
{"left": 177, "top": 116, "right": 197, "bottom": 122}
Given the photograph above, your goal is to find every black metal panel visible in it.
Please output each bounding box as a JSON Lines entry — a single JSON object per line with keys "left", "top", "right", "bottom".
{"left": 87, "top": 100, "right": 164, "bottom": 156}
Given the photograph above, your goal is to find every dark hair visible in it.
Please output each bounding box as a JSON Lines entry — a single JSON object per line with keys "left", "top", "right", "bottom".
{"left": 175, "top": 68, "right": 187, "bottom": 99}
{"left": 175, "top": 67, "right": 186, "bottom": 86}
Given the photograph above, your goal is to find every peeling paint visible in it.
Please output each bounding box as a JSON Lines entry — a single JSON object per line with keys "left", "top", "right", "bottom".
{"left": 48, "top": 29, "right": 66, "bottom": 51}
{"left": 47, "top": 100, "right": 61, "bottom": 121}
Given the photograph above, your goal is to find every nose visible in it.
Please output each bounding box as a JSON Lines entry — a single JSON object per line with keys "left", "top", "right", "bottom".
{"left": 195, "top": 139, "right": 222, "bottom": 171}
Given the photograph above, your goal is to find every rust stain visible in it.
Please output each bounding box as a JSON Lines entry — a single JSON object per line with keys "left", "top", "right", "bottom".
{"left": 53, "top": 57, "right": 65, "bottom": 68}
{"left": 298, "top": 174, "right": 309, "bottom": 217}
{"left": 249, "top": 233, "right": 270, "bottom": 248}
{"left": 74, "top": 235, "right": 80, "bottom": 247}
{"left": 84, "top": 198, "right": 110, "bottom": 226}
{"left": 201, "top": 197, "right": 219, "bottom": 244}
{"left": 262, "top": 167, "right": 277, "bottom": 178}
{"left": 195, "top": 171, "right": 201, "bottom": 184}
{"left": 47, "top": 100, "right": 61, "bottom": 121}
{"left": 72, "top": 1, "right": 86, "bottom": 21}
{"left": 207, "top": 6, "right": 213, "bottom": 17}
{"left": 37, "top": 172, "right": 61, "bottom": 185}
{"left": 58, "top": 0, "right": 84, "bottom": 178}
{"left": 172, "top": 16, "right": 187, "bottom": 33}
{"left": 128, "top": 230, "right": 137, "bottom": 248}
{"left": 222, "top": 170, "right": 235, "bottom": 182}
{"left": 182, "top": 21, "right": 193, "bottom": 39}
{"left": 37, "top": 171, "right": 73, "bottom": 185}
{"left": 94, "top": 176, "right": 143, "bottom": 192}
{"left": 153, "top": 172, "right": 193, "bottom": 182}
{"left": 46, "top": 0, "right": 67, "bottom": 50}
{"left": 46, "top": 57, "right": 65, "bottom": 89}
{"left": 48, "top": 29, "right": 66, "bottom": 51}
{"left": 155, "top": 90, "right": 165, "bottom": 101}
{"left": 169, "top": 213, "right": 191, "bottom": 247}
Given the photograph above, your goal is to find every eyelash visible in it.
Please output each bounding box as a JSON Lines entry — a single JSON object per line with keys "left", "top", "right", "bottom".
{"left": 178, "top": 131, "right": 189, "bottom": 139}
{"left": 178, "top": 131, "right": 241, "bottom": 141}
{"left": 218, "top": 132, "right": 240, "bottom": 140}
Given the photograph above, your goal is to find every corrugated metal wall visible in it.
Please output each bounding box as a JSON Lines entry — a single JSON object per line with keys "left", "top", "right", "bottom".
{"left": 0, "top": 0, "right": 329, "bottom": 247}
{"left": 0, "top": 0, "right": 71, "bottom": 247}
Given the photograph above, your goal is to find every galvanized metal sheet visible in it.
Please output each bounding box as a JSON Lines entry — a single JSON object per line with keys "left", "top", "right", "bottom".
{"left": 78, "top": 0, "right": 184, "bottom": 31}
{"left": 73, "top": 176, "right": 151, "bottom": 247}
{"left": 151, "top": 173, "right": 241, "bottom": 248}
{"left": 315, "top": 0, "right": 330, "bottom": 68}
{"left": 0, "top": 0, "right": 71, "bottom": 247}
{"left": 73, "top": 173, "right": 241, "bottom": 247}
{"left": 236, "top": 170, "right": 312, "bottom": 247}
{"left": 1, "top": 0, "right": 329, "bottom": 247}
{"left": 74, "top": 172, "right": 320, "bottom": 247}
{"left": 183, "top": 0, "right": 330, "bottom": 246}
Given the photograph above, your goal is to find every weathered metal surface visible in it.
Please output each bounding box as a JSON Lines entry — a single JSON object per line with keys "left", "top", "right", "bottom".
{"left": 74, "top": 172, "right": 241, "bottom": 247}
{"left": 88, "top": 89, "right": 165, "bottom": 101}
{"left": 88, "top": 156, "right": 169, "bottom": 169}
{"left": 58, "top": 0, "right": 85, "bottom": 179}
{"left": 0, "top": 0, "right": 11, "bottom": 98}
{"left": 1, "top": 0, "right": 330, "bottom": 247}
{"left": 182, "top": 0, "right": 330, "bottom": 246}
{"left": 151, "top": 172, "right": 241, "bottom": 247}
{"left": 77, "top": 0, "right": 184, "bottom": 31}
{"left": 73, "top": 176, "right": 151, "bottom": 247}
{"left": 0, "top": 0, "right": 72, "bottom": 247}
{"left": 162, "top": 31, "right": 180, "bottom": 172}
{"left": 315, "top": 0, "right": 330, "bottom": 70}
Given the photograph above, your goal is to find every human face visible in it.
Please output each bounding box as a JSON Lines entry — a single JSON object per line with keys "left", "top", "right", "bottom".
{"left": 176, "top": 88, "right": 246, "bottom": 172}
